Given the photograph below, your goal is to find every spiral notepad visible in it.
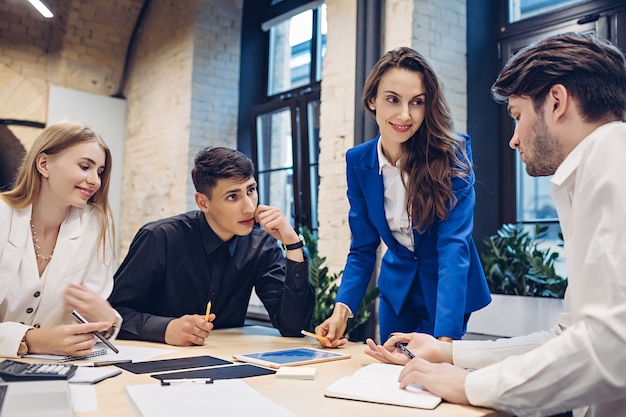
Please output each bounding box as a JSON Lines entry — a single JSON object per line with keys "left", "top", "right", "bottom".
{"left": 24, "top": 345, "right": 108, "bottom": 362}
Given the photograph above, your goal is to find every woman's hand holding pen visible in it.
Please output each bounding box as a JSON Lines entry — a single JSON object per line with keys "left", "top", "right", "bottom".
{"left": 314, "top": 304, "right": 350, "bottom": 348}
{"left": 165, "top": 313, "right": 215, "bottom": 347}
{"left": 24, "top": 322, "right": 111, "bottom": 356}
{"left": 364, "top": 332, "right": 453, "bottom": 365}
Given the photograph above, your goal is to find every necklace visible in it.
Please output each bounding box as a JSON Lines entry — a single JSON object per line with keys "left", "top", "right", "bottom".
{"left": 30, "top": 219, "right": 53, "bottom": 262}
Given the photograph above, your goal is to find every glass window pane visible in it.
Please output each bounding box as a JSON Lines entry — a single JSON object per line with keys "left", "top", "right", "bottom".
{"left": 509, "top": 0, "right": 586, "bottom": 23}
{"left": 256, "top": 107, "right": 295, "bottom": 226}
{"left": 268, "top": 10, "right": 312, "bottom": 96}
{"left": 257, "top": 169, "right": 294, "bottom": 225}
{"left": 515, "top": 153, "right": 558, "bottom": 222}
{"left": 307, "top": 100, "right": 320, "bottom": 230}
{"left": 316, "top": 4, "right": 327, "bottom": 82}
{"left": 256, "top": 108, "right": 293, "bottom": 172}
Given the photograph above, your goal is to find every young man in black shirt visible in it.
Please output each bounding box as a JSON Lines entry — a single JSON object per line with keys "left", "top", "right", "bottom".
{"left": 109, "top": 147, "right": 314, "bottom": 346}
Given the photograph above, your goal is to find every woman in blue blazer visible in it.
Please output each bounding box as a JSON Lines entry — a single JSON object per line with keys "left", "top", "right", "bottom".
{"left": 316, "top": 47, "right": 491, "bottom": 346}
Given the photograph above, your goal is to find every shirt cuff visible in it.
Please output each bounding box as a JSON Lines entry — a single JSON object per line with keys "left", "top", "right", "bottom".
{"left": 465, "top": 364, "right": 501, "bottom": 408}
{"left": 102, "top": 310, "right": 123, "bottom": 340}
{"left": 335, "top": 302, "right": 354, "bottom": 319}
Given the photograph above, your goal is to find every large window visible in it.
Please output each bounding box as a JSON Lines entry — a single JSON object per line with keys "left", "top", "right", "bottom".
{"left": 496, "top": 1, "right": 626, "bottom": 273}
{"left": 252, "top": 2, "right": 326, "bottom": 233}
{"left": 509, "top": 0, "right": 586, "bottom": 23}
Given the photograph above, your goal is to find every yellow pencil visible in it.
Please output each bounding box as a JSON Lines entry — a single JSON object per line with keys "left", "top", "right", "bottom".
{"left": 205, "top": 301, "right": 212, "bottom": 322}
{"left": 300, "top": 330, "right": 330, "bottom": 342}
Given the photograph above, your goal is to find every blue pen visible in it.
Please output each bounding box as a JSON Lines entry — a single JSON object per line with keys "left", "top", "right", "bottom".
{"left": 395, "top": 342, "right": 415, "bottom": 359}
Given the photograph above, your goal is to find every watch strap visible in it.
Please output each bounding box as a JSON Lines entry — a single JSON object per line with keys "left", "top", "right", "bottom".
{"left": 283, "top": 234, "right": 305, "bottom": 250}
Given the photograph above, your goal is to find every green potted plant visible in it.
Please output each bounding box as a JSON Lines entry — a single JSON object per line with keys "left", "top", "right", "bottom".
{"left": 467, "top": 223, "right": 567, "bottom": 337}
{"left": 300, "top": 227, "right": 379, "bottom": 341}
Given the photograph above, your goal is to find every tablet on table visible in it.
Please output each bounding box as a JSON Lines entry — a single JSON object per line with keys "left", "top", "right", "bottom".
{"left": 233, "top": 347, "right": 351, "bottom": 368}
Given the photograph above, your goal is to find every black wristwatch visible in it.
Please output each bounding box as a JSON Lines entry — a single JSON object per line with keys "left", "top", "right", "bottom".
{"left": 283, "top": 234, "right": 305, "bottom": 250}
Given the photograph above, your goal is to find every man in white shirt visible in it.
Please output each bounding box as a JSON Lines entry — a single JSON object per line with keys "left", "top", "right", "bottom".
{"left": 363, "top": 32, "right": 626, "bottom": 417}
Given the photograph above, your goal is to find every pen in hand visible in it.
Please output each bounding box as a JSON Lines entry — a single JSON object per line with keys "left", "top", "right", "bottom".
{"left": 205, "top": 301, "right": 212, "bottom": 322}
{"left": 301, "top": 330, "right": 330, "bottom": 343}
{"left": 395, "top": 342, "right": 415, "bottom": 359}
{"left": 71, "top": 310, "right": 119, "bottom": 354}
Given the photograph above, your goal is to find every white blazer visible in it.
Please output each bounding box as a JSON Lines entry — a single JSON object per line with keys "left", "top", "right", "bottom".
{"left": 0, "top": 200, "right": 115, "bottom": 357}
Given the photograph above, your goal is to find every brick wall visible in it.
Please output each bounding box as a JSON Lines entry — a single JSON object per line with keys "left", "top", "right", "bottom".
{"left": 411, "top": 0, "right": 467, "bottom": 132}
{"left": 119, "top": 0, "right": 242, "bottom": 255}
{"left": 0, "top": 0, "right": 142, "bottom": 145}
{"left": 119, "top": 1, "right": 194, "bottom": 253}
{"left": 316, "top": 0, "right": 356, "bottom": 273}
{"left": 0, "top": 0, "right": 53, "bottom": 146}
{"left": 384, "top": 0, "right": 413, "bottom": 50}
{"left": 188, "top": 0, "right": 242, "bottom": 208}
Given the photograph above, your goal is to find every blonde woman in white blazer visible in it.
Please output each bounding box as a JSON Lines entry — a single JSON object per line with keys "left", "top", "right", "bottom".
{"left": 0, "top": 121, "right": 120, "bottom": 358}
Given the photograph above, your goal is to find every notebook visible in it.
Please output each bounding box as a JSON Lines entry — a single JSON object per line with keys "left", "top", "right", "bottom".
{"left": 324, "top": 363, "right": 442, "bottom": 409}
{"left": 24, "top": 344, "right": 108, "bottom": 363}
{"left": 0, "top": 380, "right": 74, "bottom": 417}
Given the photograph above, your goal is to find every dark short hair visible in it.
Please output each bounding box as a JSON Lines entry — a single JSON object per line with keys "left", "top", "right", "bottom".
{"left": 491, "top": 32, "right": 626, "bottom": 122}
{"left": 191, "top": 147, "right": 255, "bottom": 198}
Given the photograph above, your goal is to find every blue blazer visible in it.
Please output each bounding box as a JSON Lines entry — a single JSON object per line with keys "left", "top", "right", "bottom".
{"left": 335, "top": 134, "right": 491, "bottom": 338}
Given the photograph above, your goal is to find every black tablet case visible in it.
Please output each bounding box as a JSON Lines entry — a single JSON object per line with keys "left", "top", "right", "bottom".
{"left": 116, "top": 355, "right": 231, "bottom": 374}
{"left": 150, "top": 363, "right": 275, "bottom": 381}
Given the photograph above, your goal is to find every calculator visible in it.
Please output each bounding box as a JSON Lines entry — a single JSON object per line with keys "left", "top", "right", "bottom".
{"left": 0, "top": 359, "right": 77, "bottom": 382}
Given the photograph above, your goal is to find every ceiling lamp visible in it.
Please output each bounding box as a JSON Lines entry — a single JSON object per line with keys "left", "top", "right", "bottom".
{"left": 27, "top": 0, "right": 54, "bottom": 18}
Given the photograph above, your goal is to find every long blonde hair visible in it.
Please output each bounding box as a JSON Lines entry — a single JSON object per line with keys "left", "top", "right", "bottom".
{"left": 1, "top": 121, "right": 114, "bottom": 256}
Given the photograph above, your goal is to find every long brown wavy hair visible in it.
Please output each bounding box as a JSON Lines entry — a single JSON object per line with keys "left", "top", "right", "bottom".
{"left": 1, "top": 120, "right": 114, "bottom": 258}
{"left": 362, "top": 47, "right": 471, "bottom": 232}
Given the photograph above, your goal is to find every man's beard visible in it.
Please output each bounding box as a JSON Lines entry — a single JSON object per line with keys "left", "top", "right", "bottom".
{"left": 525, "top": 114, "right": 563, "bottom": 177}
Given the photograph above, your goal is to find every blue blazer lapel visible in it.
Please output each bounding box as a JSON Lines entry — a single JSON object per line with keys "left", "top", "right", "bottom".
{"left": 354, "top": 138, "right": 397, "bottom": 250}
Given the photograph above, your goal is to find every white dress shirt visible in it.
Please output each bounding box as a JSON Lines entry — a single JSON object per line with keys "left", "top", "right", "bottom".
{"left": 456, "top": 122, "right": 626, "bottom": 417}
{"left": 377, "top": 139, "right": 414, "bottom": 252}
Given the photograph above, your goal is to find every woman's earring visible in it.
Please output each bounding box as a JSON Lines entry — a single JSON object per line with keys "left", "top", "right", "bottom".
{"left": 370, "top": 106, "right": 375, "bottom": 110}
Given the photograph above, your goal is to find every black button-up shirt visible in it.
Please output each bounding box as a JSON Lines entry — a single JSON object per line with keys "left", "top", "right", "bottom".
{"left": 108, "top": 211, "right": 314, "bottom": 342}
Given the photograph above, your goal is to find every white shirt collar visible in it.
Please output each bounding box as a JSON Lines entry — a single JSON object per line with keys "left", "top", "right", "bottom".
{"left": 552, "top": 121, "right": 622, "bottom": 186}
{"left": 377, "top": 137, "right": 401, "bottom": 174}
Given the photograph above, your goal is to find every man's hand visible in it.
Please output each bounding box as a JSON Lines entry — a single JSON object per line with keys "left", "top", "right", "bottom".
{"left": 364, "top": 332, "right": 453, "bottom": 364}
{"left": 398, "top": 358, "right": 470, "bottom": 405}
{"left": 255, "top": 205, "right": 294, "bottom": 242}
{"left": 164, "top": 314, "right": 214, "bottom": 346}
{"left": 314, "top": 304, "right": 350, "bottom": 348}
{"left": 255, "top": 204, "right": 304, "bottom": 262}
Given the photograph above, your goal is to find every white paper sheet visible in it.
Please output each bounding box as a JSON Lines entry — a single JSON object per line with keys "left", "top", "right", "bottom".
{"left": 69, "top": 367, "right": 122, "bottom": 384}
{"left": 69, "top": 384, "right": 98, "bottom": 412}
{"left": 126, "top": 380, "right": 296, "bottom": 417}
